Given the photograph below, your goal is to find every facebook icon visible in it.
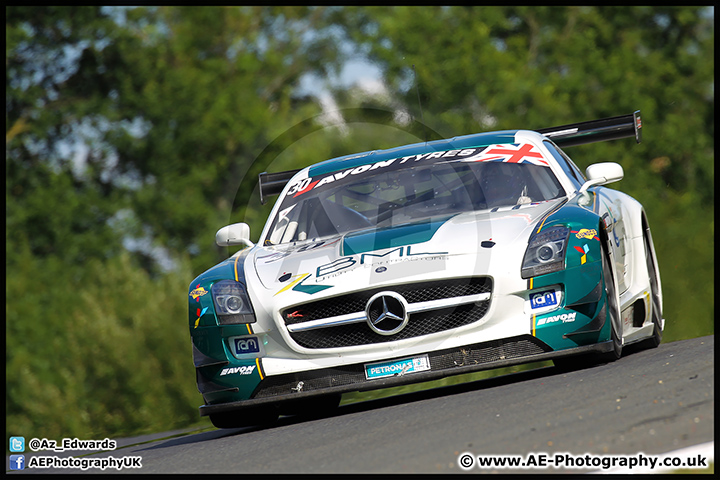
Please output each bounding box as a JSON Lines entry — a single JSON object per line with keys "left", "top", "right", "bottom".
{"left": 9, "top": 454, "right": 25, "bottom": 470}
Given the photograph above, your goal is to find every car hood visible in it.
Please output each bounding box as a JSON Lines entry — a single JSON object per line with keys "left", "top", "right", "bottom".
{"left": 250, "top": 200, "right": 562, "bottom": 297}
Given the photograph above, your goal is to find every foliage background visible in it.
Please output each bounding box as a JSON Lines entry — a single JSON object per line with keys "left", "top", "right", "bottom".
{"left": 6, "top": 6, "right": 714, "bottom": 440}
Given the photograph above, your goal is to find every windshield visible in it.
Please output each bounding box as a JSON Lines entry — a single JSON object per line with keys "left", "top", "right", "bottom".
{"left": 265, "top": 144, "right": 565, "bottom": 245}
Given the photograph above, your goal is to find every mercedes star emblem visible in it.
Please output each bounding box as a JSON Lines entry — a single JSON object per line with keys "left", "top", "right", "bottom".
{"left": 365, "top": 291, "right": 409, "bottom": 335}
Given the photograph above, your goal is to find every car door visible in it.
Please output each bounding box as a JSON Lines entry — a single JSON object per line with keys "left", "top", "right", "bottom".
{"left": 595, "top": 188, "right": 630, "bottom": 293}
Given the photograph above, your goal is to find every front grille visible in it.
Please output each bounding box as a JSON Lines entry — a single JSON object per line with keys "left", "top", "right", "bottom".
{"left": 282, "top": 277, "right": 492, "bottom": 349}
{"left": 251, "top": 335, "right": 550, "bottom": 399}
{"left": 291, "top": 303, "right": 488, "bottom": 348}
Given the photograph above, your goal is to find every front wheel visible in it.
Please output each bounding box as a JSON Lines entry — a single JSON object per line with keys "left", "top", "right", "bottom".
{"left": 600, "top": 245, "right": 623, "bottom": 361}
{"left": 638, "top": 226, "right": 663, "bottom": 349}
{"left": 553, "top": 244, "right": 621, "bottom": 370}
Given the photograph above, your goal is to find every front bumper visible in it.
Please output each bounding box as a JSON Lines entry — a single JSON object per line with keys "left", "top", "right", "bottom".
{"left": 198, "top": 334, "right": 612, "bottom": 416}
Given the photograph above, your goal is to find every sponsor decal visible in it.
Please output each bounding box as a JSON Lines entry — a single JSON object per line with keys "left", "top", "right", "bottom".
{"left": 454, "top": 143, "right": 549, "bottom": 167}
{"left": 600, "top": 201, "right": 617, "bottom": 244}
{"left": 613, "top": 226, "right": 621, "bottom": 247}
{"left": 622, "top": 304, "right": 634, "bottom": 328}
{"left": 530, "top": 290, "right": 559, "bottom": 310}
{"left": 600, "top": 199, "right": 623, "bottom": 248}
{"left": 317, "top": 257, "right": 357, "bottom": 277}
{"left": 291, "top": 274, "right": 333, "bottom": 295}
{"left": 194, "top": 306, "right": 208, "bottom": 329}
{"left": 271, "top": 245, "right": 447, "bottom": 296}
{"left": 220, "top": 365, "right": 257, "bottom": 376}
{"left": 291, "top": 179, "right": 320, "bottom": 197}
{"left": 274, "top": 272, "right": 333, "bottom": 296}
{"left": 190, "top": 285, "right": 208, "bottom": 300}
{"left": 286, "top": 310, "right": 304, "bottom": 320}
{"left": 274, "top": 273, "right": 309, "bottom": 295}
{"left": 233, "top": 337, "right": 261, "bottom": 355}
{"left": 315, "top": 245, "right": 447, "bottom": 281}
{"left": 602, "top": 212, "right": 614, "bottom": 232}
{"left": 574, "top": 229, "right": 598, "bottom": 240}
{"left": 537, "top": 312, "right": 576, "bottom": 326}
{"left": 573, "top": 244, "right": 590, "bottom": 265}
{"left": 365, "top": 354, "right": 430, "bottom": 380}
{"left": 284, "top": 144, "right": 550, "bottom": 199}
{"left": 286, "top": 158, "right": 403, "bottom": 198}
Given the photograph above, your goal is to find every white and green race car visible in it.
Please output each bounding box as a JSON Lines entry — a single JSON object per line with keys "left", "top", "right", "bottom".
{"left": 189, "top": 111, "right": 664, "bottom": 428}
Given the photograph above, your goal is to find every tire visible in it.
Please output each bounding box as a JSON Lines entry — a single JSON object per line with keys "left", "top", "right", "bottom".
{"left": 600, "top": 245, "right": 623, "bottom": 361}
{"left": 209, "top": 405, "right": 279, "bottom": 429}
{"left": 553, "top": 243, "right": 622, "bottom": 370}
{"left": 638, "top": 226, "right": 663, "bottom": 349}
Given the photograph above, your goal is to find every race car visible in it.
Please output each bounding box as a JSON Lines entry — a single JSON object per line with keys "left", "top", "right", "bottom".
{"left": 189, "top": 111, "right": 664, "bottom": 428}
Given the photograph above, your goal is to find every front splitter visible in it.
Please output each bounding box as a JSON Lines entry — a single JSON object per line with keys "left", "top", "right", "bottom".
{"left": 199, "top": 335, "right": 612, "bottom": 416}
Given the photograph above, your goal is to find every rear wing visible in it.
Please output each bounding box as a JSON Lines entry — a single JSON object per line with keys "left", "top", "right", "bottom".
{"left": 535, "top": 110, "right": 641, "bottom": 147}
{"left": 258, "top": 110, "right": 642, "bottom": 204}
{"left": 258, "top": 169, "right": 301, "bottom": 205}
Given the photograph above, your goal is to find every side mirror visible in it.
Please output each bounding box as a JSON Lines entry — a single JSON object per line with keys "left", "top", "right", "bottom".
{"left": 216, "top": 223, "right": 254, "bottom": 248}
{"left": 579, "top": 162, "right": 624, "bottom": 193}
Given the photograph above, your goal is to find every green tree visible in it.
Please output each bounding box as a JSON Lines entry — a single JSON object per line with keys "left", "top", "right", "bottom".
{"left": 336, "top": 6, "right": 713, "bottom": 200}
{"left": 6, "top": 6, "right": 353, "bottom": 439}
{"left": 5, "top": 6, "right": 713, "bottom": 441}
{"left": 331, "top": 6, "right": 714, "bottom": 340}
{"left": 7, "top": 7, "right": 129, "bottom": 264}
{"left": 7, "top": 6, "right": 349, "bottom": 274}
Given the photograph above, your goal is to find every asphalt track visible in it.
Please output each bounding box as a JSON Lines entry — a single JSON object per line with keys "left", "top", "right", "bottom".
{"left": 12, "top": 335, "right": 714, "bottom": 474}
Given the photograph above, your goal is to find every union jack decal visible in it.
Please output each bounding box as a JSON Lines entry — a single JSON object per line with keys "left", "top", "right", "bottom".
{"left": 460, "top": 143, "right": 549, "bottom": 167}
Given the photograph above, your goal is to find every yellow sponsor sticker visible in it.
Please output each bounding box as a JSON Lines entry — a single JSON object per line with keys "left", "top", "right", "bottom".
{"left": 575, "top": 228, "right": 598, "bottom": 240}
{"left": 190, "top": 286, "right": 209, "bottom": 300}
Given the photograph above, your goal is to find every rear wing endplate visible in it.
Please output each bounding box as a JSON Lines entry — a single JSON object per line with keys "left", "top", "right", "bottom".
{"left": 258, "top": 169, "right": 301, "bottom": 205}
{"left": 535, "top": 110, "right": 641, "bottom": 147}
{"left": 258, "top": 111, "right": 642, "bottom": 204}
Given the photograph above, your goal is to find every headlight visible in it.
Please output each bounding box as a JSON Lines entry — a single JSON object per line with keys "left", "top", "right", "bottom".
{"left": 211, "top": 280, "right": 256, "bottom": 324}
{"left": 521, "top": 226, "right": 570, "bottom": 279}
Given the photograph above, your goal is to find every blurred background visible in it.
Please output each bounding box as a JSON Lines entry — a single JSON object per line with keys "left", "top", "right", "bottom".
{"left": 6, "top": 6, "right": 713, "bottom": 440}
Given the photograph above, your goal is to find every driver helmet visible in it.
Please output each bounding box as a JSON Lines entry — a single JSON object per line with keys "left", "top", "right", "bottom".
{"left": 481, "top": 163, "right": 524, "bottom": 207}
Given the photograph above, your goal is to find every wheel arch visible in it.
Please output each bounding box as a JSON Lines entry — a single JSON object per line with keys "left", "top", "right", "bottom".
{"left": 597, "top": 220, "right": 623, "bottom": 344}
{"left": 640, "top": 212, "right": 662, "bottom": 292}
